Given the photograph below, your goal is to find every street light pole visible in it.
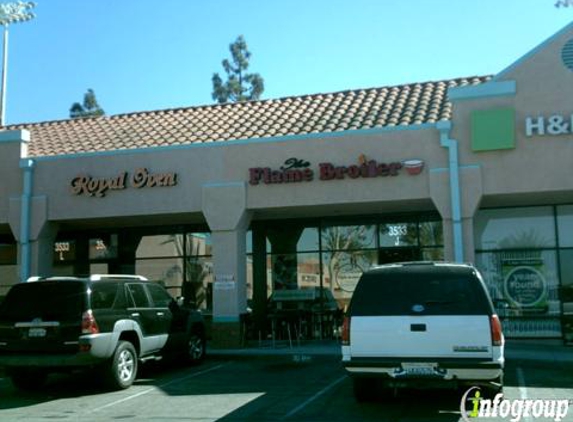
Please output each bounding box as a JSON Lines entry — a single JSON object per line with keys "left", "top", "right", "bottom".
{"left": 0, "top": 1, "right": 36, "bottom": 126}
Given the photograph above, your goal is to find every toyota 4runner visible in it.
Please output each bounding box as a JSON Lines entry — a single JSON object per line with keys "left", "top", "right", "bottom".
{"left": 0, "top": 275, "right": 206, "bottom": 391}
{"left": 341, "top": 262, "right": 504, "bottom": 401}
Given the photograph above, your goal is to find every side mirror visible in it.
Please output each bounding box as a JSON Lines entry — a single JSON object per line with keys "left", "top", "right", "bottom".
{"left": 176, "top": 297, "right": 185, "bottom": 307}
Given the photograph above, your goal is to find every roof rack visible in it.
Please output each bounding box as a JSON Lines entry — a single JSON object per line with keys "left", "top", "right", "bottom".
{"left": 26, "top": 274, "right": 148, "bottom": 282}
{"left": 89, "top": 274, "right": 148, "bottom": 281}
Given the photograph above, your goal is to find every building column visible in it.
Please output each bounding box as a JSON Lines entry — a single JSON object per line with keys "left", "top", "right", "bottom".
{"left": 29, "top": 221, "right": 58, "bottom": 277}
{"left": 202, "top": 182, "right": 252, "bottom": 348}
{"left": 9, "top": 195, "right": 58, "bottom": 279}
{"left": 430, "top": 165, "right": 483, "bottom": 264}
{"left": 430, "top": 169, "right": 455, "bottom": 261}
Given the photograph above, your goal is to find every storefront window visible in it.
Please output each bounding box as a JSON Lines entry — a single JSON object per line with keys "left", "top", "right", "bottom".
{"left": 321, "top": 225, "right": 376, "bottom": 250}
{"left": 419, "top": 220, "right": 443, "bottom": 246}
{"left": 246, "top": 230, "right": 253, "bottom": 254}
{"left": 183, "top": 257, "right": 213, "bottom": 309}
{"left": 0, "top": 243, "right": 17, "bottom": 264}
{"left": 475, "top": 250, "right": 562, "bottom": 338}
{"left": 266, "top": 227, "right": 319, "bottom": 254}
{"left": 475, "top": 207, "right": 556, "bottom": 250}
{"left": 134, "top": 232, "right": 213, "bottom": 308}
{"left": 557, "top": 205, "right": 573, "bottom": 248}
{"left": 269, "top": 254, "right": 297, "bottom": 290}
{"left": 53, "top": 240, "right": 76, "bottom": 263}
{"left": 0, "top": 265, "right": 17, "bottom": 297}
{"left": 379, "top": 222, "right": 417, "bottom": 247}
{"left": 265, "top": 253, "right": 320, "bottom": 290}
{"left": 89, "top": 235, "right": 118, "bottom": 260}
{"left": 135, "top": 257, "right": 184, "bottom": 296}
{"left": 421, "top": 247, "right": 444, "bottom": 261}
{"left": 559, "top": 250, "right": 573, "bottom": 288}
{"left": 322, "top": 249, "right": 377, "bottom": 305}
{"left": 186, "top": 233, "right": 212, "bottom": 256}
{"left": 136, "top": 234, "right": 184, "bottom": 258}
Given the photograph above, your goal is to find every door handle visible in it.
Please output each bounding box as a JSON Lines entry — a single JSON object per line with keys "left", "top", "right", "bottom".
{"left": 131, "top": 313, "right": 140, "bottom": 317}
{"left": 156, "top": 312, "right": 165, "bottom": 316}
{"left": 411, "top": 323, "right": 426, "bottom": 332}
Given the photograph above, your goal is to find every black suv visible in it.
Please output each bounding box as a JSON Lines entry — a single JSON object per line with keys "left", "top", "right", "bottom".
{"left": 0, "top": 275, "right": 206, "bottom": 390}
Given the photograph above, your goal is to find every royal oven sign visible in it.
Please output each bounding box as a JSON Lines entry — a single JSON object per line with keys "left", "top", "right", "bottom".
{"left": 70, "top": 167, "right": 178, "bottom": 197}
{"left": 248, "top": 155, "right": 424, "bottom": 185}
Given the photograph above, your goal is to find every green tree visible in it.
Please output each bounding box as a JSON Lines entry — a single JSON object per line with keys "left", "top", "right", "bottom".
{"left": 211, "top": 35, "right": 264, "bottom": 104}
{"left": 69, "top": 89, "right": 105, "bottom": 119}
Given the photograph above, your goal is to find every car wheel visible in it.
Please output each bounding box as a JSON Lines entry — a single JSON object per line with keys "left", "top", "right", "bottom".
{"left": 186, "top": 331, "right": 206, "bottom": 365}
{"left": 353, "top": 378, "right": 376, "bottom": 402}
{"left": 8, "top": 369, "right": 47, "bottom": 391}
{"left": 104, "top": 340, "right": 138, "bottom": 390}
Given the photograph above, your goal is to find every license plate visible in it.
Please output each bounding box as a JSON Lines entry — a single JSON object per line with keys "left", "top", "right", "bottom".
{"left": 28, "top": 328, "right": 47, "bottom": 338}
{"left": 401, "top": 362, "right": 437, "bottom": 376}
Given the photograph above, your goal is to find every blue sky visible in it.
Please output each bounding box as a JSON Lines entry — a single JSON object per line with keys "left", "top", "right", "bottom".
{"left": 3, "top": 0, "right": 572, "bottom": 125}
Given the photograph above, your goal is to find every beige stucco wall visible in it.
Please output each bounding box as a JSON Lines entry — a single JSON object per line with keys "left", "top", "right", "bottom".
{"left": 0, "top": 132, "right": 26, "bottom": 232}
{"left": 30, "top": 127, "right": 448, "bottom": 227}
{"left": 451, "top": 23, "right": 573, "bottom": 209}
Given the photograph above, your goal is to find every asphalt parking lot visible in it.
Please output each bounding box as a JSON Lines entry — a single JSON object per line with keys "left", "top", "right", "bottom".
{"left": 0, "top": 352, "right": 572, "bottom": 422}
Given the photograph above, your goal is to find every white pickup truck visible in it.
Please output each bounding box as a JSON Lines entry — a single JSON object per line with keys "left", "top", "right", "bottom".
{"left": 341, "top": 262, "right": 504, "bottom": 401}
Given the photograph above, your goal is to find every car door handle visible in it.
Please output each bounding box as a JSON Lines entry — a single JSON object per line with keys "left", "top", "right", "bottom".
{"left": 156, "top": 312, "right": 165, "bottom": 316}
{"left": 411, "top": 324, "right": 426, "bottom": 332}
{"left": 131, "top": 313, "right": 140, "bottom": 317}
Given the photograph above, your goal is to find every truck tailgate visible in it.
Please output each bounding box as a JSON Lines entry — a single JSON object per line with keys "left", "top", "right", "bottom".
{"left": 350, "top": 315, "right": 493, "bottom": 359}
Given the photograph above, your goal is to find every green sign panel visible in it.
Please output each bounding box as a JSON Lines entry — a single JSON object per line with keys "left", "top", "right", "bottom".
{"left": 471, "top": 107, "right": 516, "bottom": 152}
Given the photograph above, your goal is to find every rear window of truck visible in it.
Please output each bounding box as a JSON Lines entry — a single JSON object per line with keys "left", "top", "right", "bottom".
{"left": 350, "top": 266, "right": 493, "bottom": 316}
{"left": 0, "top": 281, "right": 86, "bottom": 322}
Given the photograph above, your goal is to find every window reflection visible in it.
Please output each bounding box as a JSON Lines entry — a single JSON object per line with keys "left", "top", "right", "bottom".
{"left": 419, "top": 221, "right": 443, "bottom": 246}
{"left": 421, "top": 248, "right": 444, "bottom": 261}
{"left": 475, "top": 250, "right": 562, "bottom": 338}
{"left": 475, "top": 207, "right": 556, "bottom": 250}
{"left": 183, "top": 257, "right": 213, "bottom": 309}
{"left": 186, "top": 233, "right": 212, "bottom": 256}
{"left": 268, "top": 253, "right": 320, "bottom": 291}
{"left": 322, "top": 250, "right": 377, "bottom": 305}
{"left": 557, "top": 205, "right": 573, "bottom": 248}
{"left": 0, "top": 265, "right": 18, "bottom": 296}
{"left": 321, "top": 225, "right": 376, "bottom": 250}
{"left": 135, "top": 258, "right": 184, "bottom": 296}
{"left": 136, "top": 234, "right": 184, "bottom": 258}
{"left": 266, "top": 227, "right": 319, "bottom": 253}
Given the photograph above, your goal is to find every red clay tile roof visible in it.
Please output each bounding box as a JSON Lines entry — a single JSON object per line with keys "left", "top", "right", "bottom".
{"left": 5, "top": 76, "right": 491, "bottom": 157}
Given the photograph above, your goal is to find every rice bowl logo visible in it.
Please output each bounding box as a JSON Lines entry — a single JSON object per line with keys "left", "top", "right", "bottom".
{"left": 460, "top": 387, "right": 570, "bottom": 422}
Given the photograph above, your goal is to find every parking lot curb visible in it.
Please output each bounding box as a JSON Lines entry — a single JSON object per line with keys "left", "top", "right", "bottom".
{"left": 207, "top": 341, "right": 342, "bottom": 363}
{"left": 206, "top": 340, "right": 573, "bottom": 366}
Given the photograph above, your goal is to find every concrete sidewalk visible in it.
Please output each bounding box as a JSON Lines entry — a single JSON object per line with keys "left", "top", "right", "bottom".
{"left": 208, "top": 339, "right": 573, "bottom": 364}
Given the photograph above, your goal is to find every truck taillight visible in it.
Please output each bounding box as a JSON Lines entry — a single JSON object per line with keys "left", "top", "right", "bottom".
{"left": 81, "top": 310, "right": 100, "bottom": 334}
{"left": 341, "top": 316, "right": 350, "bottom": 345}
{"left": 490, "top": 314, "right": 503, "bottom": 346}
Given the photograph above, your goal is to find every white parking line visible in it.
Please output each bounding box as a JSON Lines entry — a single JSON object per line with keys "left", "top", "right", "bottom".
{"left": 517, "top": 367, "right": 533, "bottom": 422}
{"left": 281, "top": 375, "right": 346, "bottom": 420}
{"left": 89, "top": 363, "right": 229, "bottom": 413}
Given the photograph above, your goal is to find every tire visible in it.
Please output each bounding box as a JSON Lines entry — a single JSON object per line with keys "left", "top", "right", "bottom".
{"left": 353, "top": 378, "right": 376, "bottom": 402}
{"left": 104, "top": 340, "right": 138, "bottom": 390}
{"left": 8, "top": 369, "right": 47, "bottom": 391}
{"left": 185, "top": 331, "right": 206, "bottom": 365}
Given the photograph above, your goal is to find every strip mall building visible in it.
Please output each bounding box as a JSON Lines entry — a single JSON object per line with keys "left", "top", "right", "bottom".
{"left": 1, "top": 24, "right": 573, "bottom": 346}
